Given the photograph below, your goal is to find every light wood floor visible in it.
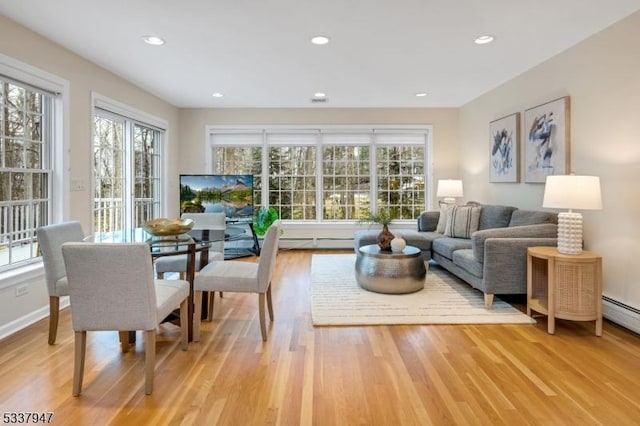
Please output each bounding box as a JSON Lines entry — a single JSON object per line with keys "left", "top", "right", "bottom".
{"left": 1, "top": 249, "right": 640, "bottom": 425}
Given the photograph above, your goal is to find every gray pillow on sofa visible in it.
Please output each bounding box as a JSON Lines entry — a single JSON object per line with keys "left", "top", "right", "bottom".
{"left": 509, "top": 210, "right": 558, "bottom": 226}
{"left": 444, "top": 205, "right": 482, "bottom": 238}
{"left": 478, "top": 205, "right": 517, "bottom": 230}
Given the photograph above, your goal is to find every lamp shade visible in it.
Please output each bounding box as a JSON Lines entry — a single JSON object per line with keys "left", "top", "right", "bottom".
{"left": 543, "top": 175, "right": 602, "bottom": 210}
{"left": 436, "top": 179, "right": 464, "bottom": 198}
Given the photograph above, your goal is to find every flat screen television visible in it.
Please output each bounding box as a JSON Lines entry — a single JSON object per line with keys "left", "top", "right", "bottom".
{"left": 179, "top": 174, "right": 253, "bottom": 218}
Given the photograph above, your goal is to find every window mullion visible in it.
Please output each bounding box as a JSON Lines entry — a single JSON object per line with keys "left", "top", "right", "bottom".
{"left": 370, "top": 139, "right": 377, "bottom": 214}
{"left": 208, "top": 125, "right": 430, "bottom": 223}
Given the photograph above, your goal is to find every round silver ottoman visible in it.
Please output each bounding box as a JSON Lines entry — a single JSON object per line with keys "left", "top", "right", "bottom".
{"left": 355, "top": 244, "right": 427, "bottom": 294}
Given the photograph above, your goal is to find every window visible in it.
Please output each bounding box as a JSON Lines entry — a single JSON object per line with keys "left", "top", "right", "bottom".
{"left": 0, "top": 76, "right": 54, "bottom": 270}
{"left": 92, "top": 97, "right": 164, "bottom": 239}
{"left": 212, "top": 132, "right": 263, "bottom": 207}
{"left": 375, "top": 132, "right": 426, "bottom": 219}
{"left": 267, "top": 133, "right": 317, "bottom": 220}
{"left": 322, "top": 135, "right": 371, "bottom": 220}
{"left": 209, "top": 126, "right": 430, "bottom": 223}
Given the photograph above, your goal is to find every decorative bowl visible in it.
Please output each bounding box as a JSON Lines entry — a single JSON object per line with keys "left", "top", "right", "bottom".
{"left": 142, "top": 218, "right": 194, "bottom": 236}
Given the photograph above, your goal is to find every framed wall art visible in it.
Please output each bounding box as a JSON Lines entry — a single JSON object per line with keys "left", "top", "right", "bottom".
{"left": 489, "top": 112, "right": 520, "bottom": 182}
{"left": 524, "top": 96, "right": 571, "bottom": 183}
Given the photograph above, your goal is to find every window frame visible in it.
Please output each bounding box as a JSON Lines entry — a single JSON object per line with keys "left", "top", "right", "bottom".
{"left": 91, "top": 93, "right": 167, "bottom": 238}
{"left": 207, "top": 125, "right": 433, "bottom": 225}
{"left": 0, "top": 53, "right": 68, "bottom": 277}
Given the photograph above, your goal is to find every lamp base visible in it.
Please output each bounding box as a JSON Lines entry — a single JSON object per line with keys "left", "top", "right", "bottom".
{"left": 557, "top": 211, "right": 583, "bottom": 255}
{"left": 442, "top": 197, "right": 456, "bottom": 204}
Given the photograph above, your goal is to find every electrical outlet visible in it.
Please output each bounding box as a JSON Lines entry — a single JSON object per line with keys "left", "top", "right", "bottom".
{"left": 70, "top": 179, "right": 86, "bottom": 191}
{"left": 15, "top": 284, "right": 29, "bottom": 297}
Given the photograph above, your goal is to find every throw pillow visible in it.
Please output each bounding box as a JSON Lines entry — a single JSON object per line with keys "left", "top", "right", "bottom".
{"left": 436, "top": 204, "right": 452, "bottom": 233}
{"left": 445, "top": 205, "right": 482, "bottom": 238}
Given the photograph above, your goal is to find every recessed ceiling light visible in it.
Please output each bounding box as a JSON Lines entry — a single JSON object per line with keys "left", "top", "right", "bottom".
{"left": 474, "top": 35, "right": 494, "bottom": 45}
{"left": 142, "top": 35, "right": 165, "bottom": 46}
{"left": 212, "top": 92, "right": 224, "bottom": 98}
{"left": 415, "top": 92, "right": 428, "bottom": 97}
{"left": 314, "top": 92, "right": 326, "bottom": 98}
{"left": 311, "top": 35, "right": 330, "bottom": 45}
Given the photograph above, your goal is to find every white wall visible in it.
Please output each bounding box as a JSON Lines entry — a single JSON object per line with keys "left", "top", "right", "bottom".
{"left": 459, "top": 12, "right": 640, "bottom": 310}
{"left": 176, "top": 107, "right": 460, "bottom": 214}
{"left": 0, "top": 15, "right": 180, "bottom": 333}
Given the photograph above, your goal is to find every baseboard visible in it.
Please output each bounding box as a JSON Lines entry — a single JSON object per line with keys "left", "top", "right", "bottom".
{"left": 279, "top": 238, "right": 354, "bottom": 250}
{"left": 0, "top": 297, "right": 69, "bottom": 341}
{"left": 603, "top": 296, "right": 640, "bottom": 335}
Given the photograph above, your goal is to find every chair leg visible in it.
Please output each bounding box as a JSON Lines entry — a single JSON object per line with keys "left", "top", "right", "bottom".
{"left": 48, "top": 296, "right": 59, "bottom": 345}
{"left": 180, "top": 298, "right": 189, "bottom": 350}
{"left": 119, "top": 331, "right": 131, "bottom": 352}
{"left": 258, "top": 293, "right": 267, "bottom": 342}
{"left": 266, "top": 284, "right": 274, "bottom": 321}
{"left": 72, "top": 331, "right": 86, "bottom": 396}
{"left": 193, "top": 291, "right": 203, "bottom": 341}
{"left": 207, "top": 291, "right": 215, "bottom": 321}
{"left": 144, "top": 330, "right": 156, "bottom": 395}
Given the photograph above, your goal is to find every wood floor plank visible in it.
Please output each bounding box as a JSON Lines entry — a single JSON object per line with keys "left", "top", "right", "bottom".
{"left": 1, "top": 249, "right": 640, "bottom": 425}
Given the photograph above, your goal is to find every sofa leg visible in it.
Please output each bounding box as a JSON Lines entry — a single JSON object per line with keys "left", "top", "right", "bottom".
{"left": 484, "top": 293, "right": 494, "bottom": 309}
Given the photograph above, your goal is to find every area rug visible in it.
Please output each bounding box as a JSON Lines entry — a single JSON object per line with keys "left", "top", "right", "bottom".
{"left": 310, "top": 254, "right": 536, "bottom": 326}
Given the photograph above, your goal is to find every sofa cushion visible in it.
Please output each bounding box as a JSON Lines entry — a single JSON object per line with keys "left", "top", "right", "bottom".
{"left": 452, "top": 249, "right": 483, "bottom": 278}
{"left": 444, "top": 205, "right": 481, "bottom": 238}
{"left": 478, "top": 205, "right": 517, "bottom": 230}
{"left": 393, "top": 230, "right": 442, "bottom": 252}
{"left": 471, "top": 223, "right": 559, "bottom": 262}
{"left": 509, "top": 210, "right": 558, "bottom": 227}
{"left": 353, "top": 229, "right": 379, "bottom": 250}
{"left": 417, "top": 211, "right": 440, "bottom": 232}
{"left": 354, "top": 228, "right": 443, "bottom": 253}
{"left": 436, "top": 204, "right": 452, "bottom": 233}
{"left": 432, "top": 237, "right": 473, "bottom": 260}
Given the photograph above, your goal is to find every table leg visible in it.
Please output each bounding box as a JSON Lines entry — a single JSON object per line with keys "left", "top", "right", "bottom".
{"left": 186, "top": 243, "right": 196, "bottom": 342}
{"left": 198, "top": 239, "right": 210, "bottom": 319}
{"left": 596, "top": 317, "right": 603, "bottom": 336}
{"left": 547, "top": 257, "right": 555, "bottom": 335}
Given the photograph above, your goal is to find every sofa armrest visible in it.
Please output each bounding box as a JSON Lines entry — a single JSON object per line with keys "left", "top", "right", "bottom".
{"left": 472, "top": 223, "right": 557, "bottom": 262}
{"left": 481, "top": 237, "right": 558, "bottom": 294}
{"left": 417, "top": 211, "right": 440, "bottom": 232}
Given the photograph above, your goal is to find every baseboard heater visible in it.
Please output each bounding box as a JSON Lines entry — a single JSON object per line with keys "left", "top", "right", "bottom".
{"left": 278, "top": 237, "right": 353, "bottom": 250}
{"left": 602, "top": 296, "right": 640, "bottom": 335}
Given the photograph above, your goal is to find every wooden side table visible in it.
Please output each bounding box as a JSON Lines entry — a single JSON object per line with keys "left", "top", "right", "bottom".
{"left": 527, "top": 246, "right": 603, "bottom": 336}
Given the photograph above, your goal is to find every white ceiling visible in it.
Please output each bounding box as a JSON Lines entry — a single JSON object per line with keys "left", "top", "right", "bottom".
{"left": 1, "top": 0, "right": 639, "bottom": 108}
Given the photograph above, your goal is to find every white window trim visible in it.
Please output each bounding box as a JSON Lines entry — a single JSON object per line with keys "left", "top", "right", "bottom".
{"left": 0, "top": 53, "right": 69, "bottom": 283}
{"left": 91, "top": 92, "right": 169, "bottom": 217}
{"left": 206, "top": 124, "right": 434, "bottom": 223}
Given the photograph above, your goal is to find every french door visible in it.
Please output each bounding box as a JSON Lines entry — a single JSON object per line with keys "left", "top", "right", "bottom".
{"left": 92, "top": 109, "right": 162, "bottom": 239}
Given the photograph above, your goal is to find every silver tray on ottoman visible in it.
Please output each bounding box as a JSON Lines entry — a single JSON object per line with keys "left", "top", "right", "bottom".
{"left": 355, "top": 244, "right": 427, "bottom": 294}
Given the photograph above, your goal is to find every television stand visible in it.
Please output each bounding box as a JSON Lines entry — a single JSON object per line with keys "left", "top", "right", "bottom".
{"left": 224, "top": 218, "right": 260, "bottom": 259}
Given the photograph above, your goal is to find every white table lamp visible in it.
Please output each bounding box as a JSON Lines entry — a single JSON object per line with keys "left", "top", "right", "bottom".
{"left": 437, "top": 179, "right": 463, "bottom": 204}
{"left": 542, "top": 175, "right": 602, "bottom": 255}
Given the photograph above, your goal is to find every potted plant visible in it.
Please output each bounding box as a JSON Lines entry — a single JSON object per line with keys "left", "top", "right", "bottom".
{"left": 253, "top": 206, "right": 279, "bottom": 236}
{"left": 360, "top": 208, "right": 396, "bottom": 251}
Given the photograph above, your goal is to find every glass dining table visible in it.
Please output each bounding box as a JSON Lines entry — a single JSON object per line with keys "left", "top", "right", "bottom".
{"left": 91, "top": 228, "right": 216, "bottom": 342}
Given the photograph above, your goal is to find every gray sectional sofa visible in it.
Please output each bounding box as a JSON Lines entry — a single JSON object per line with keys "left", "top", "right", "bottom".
{"left": 353, "top": 203, "right": 558, "bottom": 308}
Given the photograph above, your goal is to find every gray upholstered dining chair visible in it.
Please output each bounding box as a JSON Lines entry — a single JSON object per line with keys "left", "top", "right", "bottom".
{"left": 193, "top": 220, "right": 281, "bottom": 342}
{"left": 61, "top": 242, "right": 189, "bottom": 396}
{"left": 155, "top": 212, "right": 226, "bottom": 279}
{"left": 36, "top": 221, "right": 85, "bottom": 345}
